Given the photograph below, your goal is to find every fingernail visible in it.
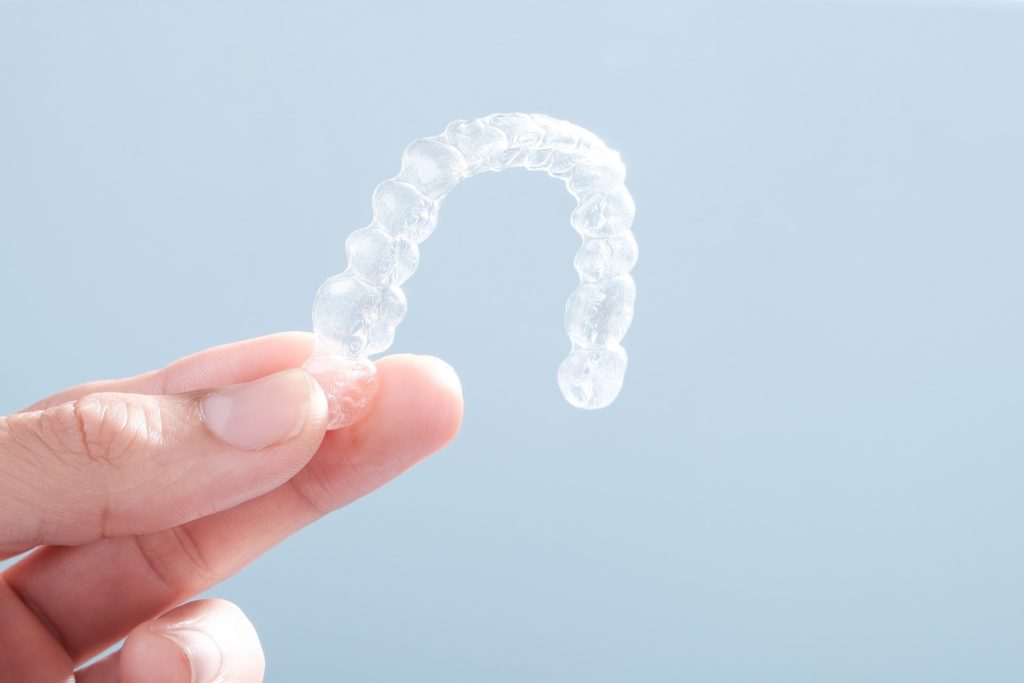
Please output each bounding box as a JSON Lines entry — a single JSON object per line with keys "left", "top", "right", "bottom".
{"left": 157, "top": 626, "right": 224, "bottom": 683}
{"left": 201, "top": 369, "right": 313, "bottom": 450}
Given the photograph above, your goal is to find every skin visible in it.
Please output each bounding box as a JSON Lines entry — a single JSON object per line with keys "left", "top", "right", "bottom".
{"left": 0, "top": 332, "right": 464, "bottom": 682}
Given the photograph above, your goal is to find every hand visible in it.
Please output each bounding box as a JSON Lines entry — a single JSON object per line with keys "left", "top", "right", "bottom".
{"left": 0, "top": 332, "right": 463, "bottom": 682}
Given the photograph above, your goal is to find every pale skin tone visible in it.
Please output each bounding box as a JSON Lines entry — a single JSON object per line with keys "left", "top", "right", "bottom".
{"left": 0, "top": 332, "right": 464, "bottom": 682}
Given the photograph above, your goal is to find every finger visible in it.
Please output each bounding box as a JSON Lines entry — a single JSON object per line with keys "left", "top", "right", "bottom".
{"left": 76, "top": 598, "right": 264, "bottom": 683}
{"left": 20, "top": 331, "right": 316, "bottom": 414}
{"left": 0, "top": 576, "right": 73, "bottom": 682}
{"left": 0, "top": 367, "right": 328, "bottom": 551}
{"left": 1, "top": 332, "right": 315, "bottom": 560}
{"left": 5, "top": 354, "right": 463, "bottom": 665}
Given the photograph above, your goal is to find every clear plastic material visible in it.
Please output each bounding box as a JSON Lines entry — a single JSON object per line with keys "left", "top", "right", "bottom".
{"left": 305, "top": 113, "right": 638, "bottom": 428}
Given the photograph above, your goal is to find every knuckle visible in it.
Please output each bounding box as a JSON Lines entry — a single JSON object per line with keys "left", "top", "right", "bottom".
{"left": 133, "top": 525, "right": 217, "bottom": 594}
{"left": 71, "top": 392, "right": 169, "bottom": 464}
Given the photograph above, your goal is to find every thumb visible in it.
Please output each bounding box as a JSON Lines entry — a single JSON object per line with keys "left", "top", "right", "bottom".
{"left": 0, "top": 368, "right": 328, "bottom": 553}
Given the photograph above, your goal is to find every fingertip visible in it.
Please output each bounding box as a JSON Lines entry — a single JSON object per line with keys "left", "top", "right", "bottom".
{"left": 264, "top": 354, "right": 465, "bottom": 514}
{"left": 354, "top": 354, "right": 464, "bottom": 462}
{"left": 416, "top": 355, "right": 463, "bottom": 406}
{"left": 120, "top": 599, "right": 264, "bottom": 683}
{"left": 414, "top": 354, "right": 464, "bottom": 446}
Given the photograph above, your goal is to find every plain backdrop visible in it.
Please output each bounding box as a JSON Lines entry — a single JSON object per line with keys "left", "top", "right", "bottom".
{"left": 2, "top": 1, "right": 1023, "bottom": 681}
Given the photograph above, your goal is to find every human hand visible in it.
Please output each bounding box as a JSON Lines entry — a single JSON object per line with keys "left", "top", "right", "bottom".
{"left": 0, "top": 332, "right": 463, "bottom": 682}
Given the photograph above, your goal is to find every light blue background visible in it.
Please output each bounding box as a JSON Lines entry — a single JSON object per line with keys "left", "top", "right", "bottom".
{"left": 2, "top": 1, "right": 1024, "bottom": 681}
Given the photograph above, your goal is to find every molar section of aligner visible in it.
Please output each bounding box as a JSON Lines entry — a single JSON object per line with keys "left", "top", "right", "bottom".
{"left": 564, "top": 275, "right": 637, "bottom": 349}
{"left": 312, "top": 273, "right": 408, "bottom": 358}
{"left": 397, "top": 135, "right": 468, "bottom": 200}
{"left": 346, "top": 225, "right": 419, "bottom": 287}
{"left": 303, "top": 348, "right": 379, "bottom": 429}
{"left": 557, "top": 344, "right": 629, "bottom": 410}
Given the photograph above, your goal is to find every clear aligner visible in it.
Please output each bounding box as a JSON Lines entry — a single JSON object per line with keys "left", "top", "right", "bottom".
{"left": 306, "top": 113, "right": 638, "bottom": 428}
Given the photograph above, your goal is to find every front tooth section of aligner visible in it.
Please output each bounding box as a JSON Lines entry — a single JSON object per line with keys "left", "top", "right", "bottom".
{"left": 445, "top": 114, "right": 602, "bottom": 177}
{"left": 313, "top": 274, "right": 376, "bottom": 357}
{"left": 372, "top": 179, "right": 439, "bottom": 243}
{"left": 531, "top": 114, "right": 584, "bottom": 149}
{"left": 523, "top": 146, "right": 557, "bottom": 171}
{"left": 544, "top": 116, "right": 606, "bottom": 152}
{"left": 302, "top": 351, "right": 379, "bottom": 429}
{"left": 574, "top": 232, "right": 639, "bottom": 282}
{"left": 564, "top": 275, "right": 637, "bottom": 348}
{"left": 547, "top": 147, "right": 587, "bottom": 178}
{"left": 489, "top": 113, "right": 546, "bottom": 148}
{"left": 397, "top": 136, "right": 468, "bottom": 200}
{"left": 557, "top": 344, "right": 628, "bottom": 409}
{"left": 345, "top": 225, "right": 419, "bottom": 286}
{"left": 571, "top": 187, "right": 636, "bottom": 237}
{"left": 489, "top": 113, "right": 546, "bottom": 168}
{"left": 313, "top": 273, "right": 407, "bottom": 358}
{"left": 444, "top": 118, "right": 510, "bottom": 176}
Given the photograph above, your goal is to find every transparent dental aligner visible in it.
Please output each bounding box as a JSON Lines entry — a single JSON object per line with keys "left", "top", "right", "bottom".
{"left": 305, "top": 113, "right": 638, "bottom": 428}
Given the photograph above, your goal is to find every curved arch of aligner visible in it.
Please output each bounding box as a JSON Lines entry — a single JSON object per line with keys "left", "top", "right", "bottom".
{"left": 305, "top": 113, "right": 638, "bottom": 429}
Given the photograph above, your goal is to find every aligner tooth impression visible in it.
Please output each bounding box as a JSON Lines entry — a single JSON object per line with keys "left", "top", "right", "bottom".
{"left": 305, "top": 113, "right": 638, "bottom": 429}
